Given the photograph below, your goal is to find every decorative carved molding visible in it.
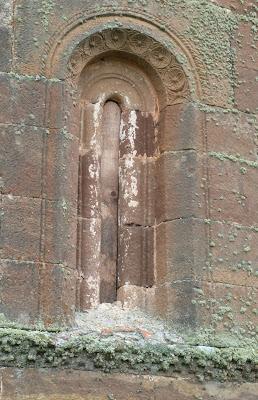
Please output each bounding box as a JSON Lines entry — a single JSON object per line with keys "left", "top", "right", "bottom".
{"left": 41, "top": 6, "right": 206, "bottom": 102}
{"left": 68, "top": 28, "right": 190, "bottom": 105}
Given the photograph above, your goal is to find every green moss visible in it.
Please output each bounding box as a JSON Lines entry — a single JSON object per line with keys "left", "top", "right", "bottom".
{"left": 38, "top": 0, "right": 55, "bottom": 31}
{"left": 1, "top": 71, "right": 61, "bottom": 83}
{"left": 126, "top": 0, "right": 238, "bottom": 101}
{"left": 0, "top": 327, "right": 256, "bottom": 382}
{"left": 209, "top": 151, "right": 258, "bottom": 168}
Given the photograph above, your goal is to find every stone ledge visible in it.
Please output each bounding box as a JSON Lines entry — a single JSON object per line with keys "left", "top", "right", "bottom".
{"left": 1, "top": 368, "right": 258, "bottom": 400}
{"left": 0, "top": 327, "right": 256, "bottom": 383}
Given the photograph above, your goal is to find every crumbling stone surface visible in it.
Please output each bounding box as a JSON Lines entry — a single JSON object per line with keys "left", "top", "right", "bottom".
{"left": 1, "top": 368, "right": 258, "bottom": 400}
{"left": 0, "top": 1, "right": 257, "bottom": 398}
{"left": 0, "top": 0, "right": 257, "bottom": 352}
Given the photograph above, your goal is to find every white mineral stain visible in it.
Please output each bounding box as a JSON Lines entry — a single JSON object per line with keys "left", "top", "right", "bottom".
{"left": 86, "top": 275, "right": 100, "bottom": 309}
{"left": 129, "top": 200, "right": 139, "bottom": 208}
{"left": 131, "top": 176, "right": 138, "bottom": 197}
{"left": 88, "top": 163, "right": 96, "bottom": 179}
{"left": 119, "top": 118, "right": 126, "bottom": 142}
{"left": 128, "top": 110, "right": 138, "bottom": 151}
{"left": 119, "top": 112, "right": 139, "bottom": 209}
{"left": 93, "top": 101, "right": 102, "bottom": 131}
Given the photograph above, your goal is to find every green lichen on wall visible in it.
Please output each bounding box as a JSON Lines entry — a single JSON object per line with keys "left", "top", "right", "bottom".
{"left": 0, "top": 328, "right": 256, "bottom": 382}
{"left": 191, "top": 284, "right": 258, "bottom": 340}
{"left": 209, "top": 151, "right": 258, "bottom": 168}
{"left": 38, "top": 0, "right": 55, "bottom": 31}
{"left": 126, "top": 0, "right": 238, "bottom": 102}
{"left": 126, "top": 0, "right": 257, "bottom": 108}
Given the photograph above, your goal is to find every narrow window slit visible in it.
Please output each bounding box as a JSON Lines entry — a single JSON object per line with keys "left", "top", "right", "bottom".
{"left": 77, "top": 57, "right": 157, "bottom": 311}
{"left": 99, "top": 101, "right": 121, "bottom": 303}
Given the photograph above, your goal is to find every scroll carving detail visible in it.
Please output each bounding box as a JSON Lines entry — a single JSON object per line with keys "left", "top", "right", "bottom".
{"left": 68, "top": 29, "right": 189, "bottom": 104}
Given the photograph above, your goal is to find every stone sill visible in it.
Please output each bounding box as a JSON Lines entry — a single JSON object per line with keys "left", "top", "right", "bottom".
{"left": 0, "top": 326, "right": 256, "bottom": 383}
{"left": 1, "top": 368, "right": 258, "bottom": 400}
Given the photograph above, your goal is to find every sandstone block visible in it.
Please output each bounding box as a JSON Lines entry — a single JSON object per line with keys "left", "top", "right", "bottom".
{"left": 1, "top": 196, "right": 41, "bottom": 261}
{"left": 79, "top": 150, "right": 100, "bottom": 219}
{"left": 0, "top": 74, "right": 46, "bottom": 126}
{"left": 118, "top": 226, "right": 154, "bottom": 288}
{"left": 39, "top": 263, "right": 76, "bottom": 327}
{"left": 0, "top": 124, "right": 44, "bottom": 197}
{"left": 119, "top": 157, "right": 155, "bottom": 226}
{"left": 0, "top": 27, "right": 11, "bottom": 72}
{"left": 156, "top": 218, "right": 209, "bottom": 285}
{"left": 11, "top": 77, "right": 46, "bottom": 126}
{"left": 45, "top": 128, "right": 79, "bottom": 207}
{"left": 212, "top": 0, "right": 258, "bottom": 13}
{"left": 78, "top": 217, "right": 101, "bottom": 310}
{"left": 233, "top": 22, "right": 258, "bottom": 72}
{"left": 155, "top": 151, "right": 205, "bottom": 224}
{"left": 208, "top": 157, "right": 258, "bottom": 225}
{"left": 206, "top": 111, "right": 257, "bottom": 160}
{"left": 208, "top": 221, "right": 258, "bottom": 287}
{"left": 45, "top": 80, "right": 64, "bottom": 129}
{"left": 120, "top": 110, "right": 156, "bottom": 157}
{"left": 44, "top": 200, "right": 77, "bottom": 269}
{"left": 0, "top": 260, "right": 40, "bottom": 325}
{"left": 154, "top": 281, "right": 213, "bottom": 328}
{"left": 235, "top": 67, "right": 258, "bottom": 113}
{"left": 0, "top": 74, "right": 11, "bottom": 123}
{"left": 159, "top": 102, "right": 204, "bottom": 152}
{"left": 0, "top": 368, "right": 258, "bottom": 400}
{"left": 212, "top": 283, "right": 257, "bottom": 337}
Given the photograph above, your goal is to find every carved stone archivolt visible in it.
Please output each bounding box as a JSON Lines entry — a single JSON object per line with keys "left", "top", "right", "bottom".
{"left": 68, "top": 28, "right": 190, "bottom": 105}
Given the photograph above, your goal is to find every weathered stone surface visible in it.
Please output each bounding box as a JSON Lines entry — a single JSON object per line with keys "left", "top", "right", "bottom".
{"left": 119, "top": 157, "right": 155, "bottom": 226}
{"left": 208, "top": 156, "right": 258, "bottom": 225}
{"left": 0, "top": 368, "right": 257, "bottom": 400}
{"left": 155, "top": 151, "right": 205, "bottom": 223}
{"left": 0, "top": 260, "right": 40, "bottom": 325}
{"left": 156, "top": 218, "right": 209, "bottom": 285}
{"left": 117, "top": 285, "right": 154, "bottom": 310}
{"left": 206, "top": 111, "right": 258, "bottom": 161}
{"left": 44, "top": 128, "right": 79, "bottom": 206}
{"left": 78, "top": 217, "right": 101, "bottom": 310}
{"left": 0, "top": 74, "right": 11, "bottom": 123}
{"left": 0, "top": 0, "right": 257, "bottom": 343}
{"left": 0, "top": 1, "right": 12, "bottom": 27}
{"left": 11, "top": 76, "right": 46, "bottom": 126}
{"left": 0, "top": 27, "right": 11, "bottom": 72}
{"left": 211, "top": 0, "right": 258, "bottom": 13}
{"left": 159, "top": 102, "right": 204, "bottom": 152}
{"left": 39, "top": 263, "right": 76, "bottom": 327}
{"left": 212, "top": 283, "right": 257, "bottom": 337}
{"left": 154, "top": 281, "right": 214, "bottom": 328}
{"left": 0, "top": 75, "right": 46, "bottom": 126}
{"left": 10, "top": 0, "right": 234, "bottom": 107}
{"left": 44, "top": 200, "right": 77, "bottom": 269}
{"left": 118, "top": 226, "right": 154, "bottom": 288}
{"left": 0, "top": 0, "right": 12, "bottom": 74}
{"left": 1, "top": 196, "right": 41, "bottom": 261}
{"left": 0, "top": 124, "right": 44, "bottom": 197}
{"left": 79, "top": 150, "right": 100, "bottom": 220}
{"left": 45, "top": 81, "right": 64, "bottom": 130}
{"left": 120, "top": 110, "right": 156, "bottom": 157}
{"left": 45, "top": 80, "right": 80, "bottom": 133}
{"left": 0, "top": 325, "right": 256, "bottom": 381}
{"left": 208, "top": 221, "right": 258, "bottom": 287}
{"left": 233, "top": 22, "right": 258, "bottom": 72}
{"left": 235, "top": 67, "right": 258, "bottom": 113}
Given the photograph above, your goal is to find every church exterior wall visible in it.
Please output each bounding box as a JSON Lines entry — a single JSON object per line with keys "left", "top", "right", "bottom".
{"left": 0, "top": 0, "right": 257, "bottom": 397}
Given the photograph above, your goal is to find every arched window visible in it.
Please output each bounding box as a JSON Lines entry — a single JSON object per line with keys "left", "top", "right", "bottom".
{"left": 70, "top": 29, "right": 192, "bottom": 313}
{"left": 40, "top": 23, "right": 204, "bottom": 327}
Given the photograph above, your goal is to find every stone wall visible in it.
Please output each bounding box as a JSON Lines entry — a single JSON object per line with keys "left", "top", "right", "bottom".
{"left": 0, "top": 0, "right": 257, "bottom": 397}
{"left": 0, "top": 368, "right": 257, "bottom": 400}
